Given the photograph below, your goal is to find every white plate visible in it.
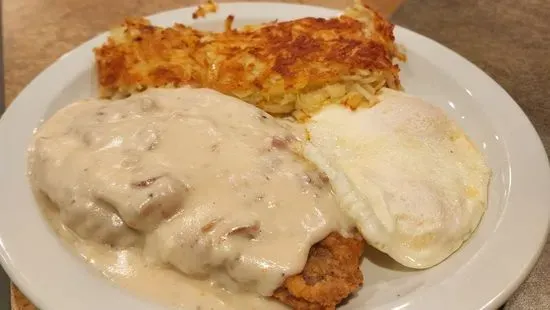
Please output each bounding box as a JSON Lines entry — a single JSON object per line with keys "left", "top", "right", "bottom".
{"left": 0, "top": 2, "right": 548, "bottom": 310}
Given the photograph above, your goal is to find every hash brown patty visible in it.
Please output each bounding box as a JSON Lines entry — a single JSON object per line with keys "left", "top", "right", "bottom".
{"left": 94, "top": 2, "right": 403, "bottom": 119}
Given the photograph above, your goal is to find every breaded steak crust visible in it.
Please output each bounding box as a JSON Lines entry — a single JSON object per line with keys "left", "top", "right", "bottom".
{"left": 273, "top": 232, "right": 365, "bottom": 310}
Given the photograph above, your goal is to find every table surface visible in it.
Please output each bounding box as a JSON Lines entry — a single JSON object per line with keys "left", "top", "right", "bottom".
{"left": 2, "top": 0, "right": 549, "bottom": 309}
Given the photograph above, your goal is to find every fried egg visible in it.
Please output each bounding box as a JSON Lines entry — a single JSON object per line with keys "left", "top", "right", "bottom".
{"left": 303, "top": 89, "right": 491, "bottom": 268}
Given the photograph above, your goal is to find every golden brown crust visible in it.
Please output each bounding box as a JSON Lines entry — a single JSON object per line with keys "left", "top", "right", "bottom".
{"left": 94, "top": 3, "right": 402, "bottom": 116}
{"left": 272, "top": 232, "right": 365, "bottom": 310}
{"left": 192, "top": 0, "right": 218, "bottom": 19}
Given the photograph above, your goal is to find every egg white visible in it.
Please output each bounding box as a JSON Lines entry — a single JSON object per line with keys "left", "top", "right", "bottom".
{"left": 304, "top": 89, "right": 491, "bottom": 269}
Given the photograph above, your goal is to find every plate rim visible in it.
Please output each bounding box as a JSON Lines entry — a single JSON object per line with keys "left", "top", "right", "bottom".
{"left": 0, "top": 2, "right": 548, "bottom": 310}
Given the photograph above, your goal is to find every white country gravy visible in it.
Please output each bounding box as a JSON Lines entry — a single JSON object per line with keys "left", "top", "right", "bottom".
{"left": 39, "top": 198, "right": 288, "bottom": 310}
{"left": 28, "top": 88, "right": 352, "bottom": 308}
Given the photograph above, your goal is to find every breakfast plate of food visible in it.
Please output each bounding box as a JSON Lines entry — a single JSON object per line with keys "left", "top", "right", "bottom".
{"left": 0, "top": 1, "right": 548, "bottom": 310}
